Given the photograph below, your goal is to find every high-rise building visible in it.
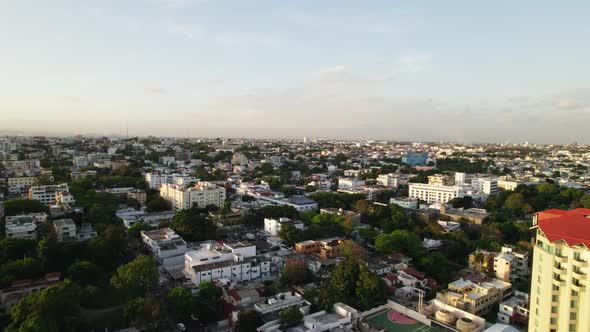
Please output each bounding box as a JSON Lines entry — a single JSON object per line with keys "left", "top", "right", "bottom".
{"left": 529, "top": 208, "right": 590, "bottom": 332}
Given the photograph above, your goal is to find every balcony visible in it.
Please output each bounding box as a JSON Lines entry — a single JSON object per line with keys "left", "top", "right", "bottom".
{"left": 555, "top": 255, "right": 568, "bottom": 263}
{"left": 573, "top": 259, "right": 588, "bottom": 268}
{"left": 552, "top": 278, "right": 565, "bottom": 287}
{"left": 553, "top": 267, "right": 567, "bottom": 275}
{"left": 572, "top": 283, "right": 585, "bottom": 292}
{"left": 573, "top": 270, "right": 586, "bottom": 279}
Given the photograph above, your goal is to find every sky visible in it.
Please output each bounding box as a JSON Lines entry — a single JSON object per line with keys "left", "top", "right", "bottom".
{"left": 1, "top": 1, "right": 590, "bottom": 143}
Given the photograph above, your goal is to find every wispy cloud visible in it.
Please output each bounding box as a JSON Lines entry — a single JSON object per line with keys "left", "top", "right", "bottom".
{"left": 145, "top": 87, "right": 167, "bottom": 94}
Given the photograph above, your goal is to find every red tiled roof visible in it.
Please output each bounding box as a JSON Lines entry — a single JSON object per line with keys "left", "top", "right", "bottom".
{"left": 383, "top": 274, "right": 398, "bottom": 282}
{"left": 536, "top": 208, "right": 590, "bottom": 248}
{"left": 402, "top": 267, "right": 425, "bottom": 280}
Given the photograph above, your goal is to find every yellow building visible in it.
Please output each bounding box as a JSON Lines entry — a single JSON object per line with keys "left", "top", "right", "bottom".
{"left": 529, "top": 208, "right": 590, "bottom": 332}
{"left": 8, "top": 177, "right": 37, "bottom": 187}
{"left": 160, "top": 182, "right": 226, "bottom": 210}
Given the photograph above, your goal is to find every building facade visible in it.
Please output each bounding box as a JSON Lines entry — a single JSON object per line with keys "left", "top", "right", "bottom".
{"left": 529, "top": 208, "right": 590, "bottom": 332}
{"left": 409, "top": 183, "right": 464, "bottom": 204}
{"left": 160, "top": 182, "right": 226, "bottom": 210}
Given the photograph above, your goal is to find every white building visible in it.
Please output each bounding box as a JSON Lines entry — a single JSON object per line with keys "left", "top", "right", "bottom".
{"left": 28, "top": 184, "right": 71, "bottom": 205}
{"left": 497, "top": 291, "right": 529, "bottom": 326}
{"left": 338, "top": 177, "right": 365, "bottom": 190}
{"left": 497, "top": 180, "right": 519, "bottom": 191}
{"left": 5, "top": 213, "right": 47, "bottom": 239}
{"left": 493, "top": 246, "right": 529, "bottom": 282}
{"left": 264, "top": 217, "right": 304, "bottom": 236}
{"left": 144, "top": 173, "right": 197, "bottom": 190}
{"left": 160, "top": 182, "right": 226, "bottom": 210}
{"left": 256, "top": 195, "right": 318, "bottom": 212}
{"left": 141, "top": 228, "right": 188, "bottom": 267}
{"left": 409, "top": 183, "right": 465, "bottom": 204}
{"left": 377, "top": 174, "right": 401, "bottom": 188}
{"left": 258, "top": 302, "right": 358, "bottom": 332}
{"left": 471, "top": 177, "right": 498, "bottom": 195}
{"left": 253, "top": 291, "right": 309, "bottom": 315}
{"left": 184, "top": 241, "right": 270, "bottom": 286}
{"left": 53, "top": 219, "right": 77, "bottom": 242}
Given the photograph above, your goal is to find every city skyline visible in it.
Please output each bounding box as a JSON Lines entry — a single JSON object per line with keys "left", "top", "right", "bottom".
{"left": 2, "top": 1, "right": 590, "bottom": 143}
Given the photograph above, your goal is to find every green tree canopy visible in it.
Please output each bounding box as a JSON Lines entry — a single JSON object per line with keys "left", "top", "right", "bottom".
{"left": 279, "top": 306, "right": 303, "bottom": 328}
{"left": 111, "top": 255, "right": 158, "bottom": 296}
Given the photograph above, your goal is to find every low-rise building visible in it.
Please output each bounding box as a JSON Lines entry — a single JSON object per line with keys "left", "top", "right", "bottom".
{"left": 258, "top": 302, "right": 358, "bottom": 332}
{"left": 409, "top": 183, "right": 464, "bottom": 204}
{"left": 294, "top": 238, "right": 367, "bottom": 260}
{"left": 264, "top": 217, "right": 304, "bottom": 236}
{"left": 493, "top": 247, "right": 529, "bottom": 282}
{"left": 497, "top": 291, "right": 529, "bottom": 327}
{"left": 28, "top": 183, "right": 71, "bottom": 205}
{"left": 53, "top": 219, "right": 77, "bottom": 242}
{"left": 390, "top": 197, "right": 419, "bottom": 209}
{"left": 184, "top": 241, "right": 270, "bottom": 286}
{"left": 5, "top": 213, "right": 47, "bottom": 239}
{"left": 0, "top": 273, "right": 61, "bottom": 311}
{"left": 141, "top": 228, "right": 188, "bottom": 268}
{"left": 437, "top": 278, "right": 512, "bottom": 316}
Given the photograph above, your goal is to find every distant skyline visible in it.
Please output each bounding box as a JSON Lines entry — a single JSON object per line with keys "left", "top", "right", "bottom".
{"left": 2, "top": 1, "right": 590, "bottom": 143}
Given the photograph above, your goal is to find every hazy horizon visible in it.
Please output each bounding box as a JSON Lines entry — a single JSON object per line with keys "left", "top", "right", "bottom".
{"left": 2, "top": 1, "right": 590, "bottom": 144}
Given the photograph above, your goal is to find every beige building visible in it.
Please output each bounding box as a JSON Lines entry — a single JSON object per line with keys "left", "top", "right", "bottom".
{"left": 529, "top": 208, "right": 590, "bottom": 332}
{"left": 8, "top": 177, "right": 37, "bottom": 187}
{"left": 436, "top": 278, "right": 512, "bottom": 316}
{"left": 160, "top": 182, "right": 226, "bottom": 210}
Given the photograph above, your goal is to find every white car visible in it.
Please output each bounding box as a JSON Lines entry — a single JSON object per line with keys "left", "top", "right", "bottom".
{"left": 177, "top": 323, "right": 186, "bottom": 331}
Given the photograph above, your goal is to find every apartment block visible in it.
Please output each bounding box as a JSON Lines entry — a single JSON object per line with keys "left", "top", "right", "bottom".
{"left": 409, "top": 183, "right": 464, "bottom": 204}
{"left": 160, "top": 182, "right": 226, "bottom": 210}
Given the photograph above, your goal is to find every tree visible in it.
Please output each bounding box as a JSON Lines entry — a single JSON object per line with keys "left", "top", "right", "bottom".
{"left": 111, "top": 255, "right": 158, "bottom": 296}
{"left": 165, "top": 209, "right": 216, "bottom": 242}
{"left": 146, "top": 196, "right": 171, "bottom": 212}
{"left": 280, "top": 261, "right": 312, "bottom": 286}
{"left": 67, "top": 261, "right": 101, "bottom": 285}
{"left": 124, "top": 296, "right": 164, "bottom": 330}
{"left": 235, "top": 309, "right": 262, "bottom": 332}
{"left": 356, "top": 265, "right": 387, "bottom": 310}
{"left": 7, "top": 280, "right": 82, "bottom": 332}
{"left": 167, "top": 287, "right": 195, "bottom": 317}
{"left": 279, "top": 306, "right": 303, "bottom": 328}
{"left": 3, "top": 198, "right": 47, "bottom": 216}
{"left": 375, "top": 230, "right": 425, "bottom": 258}
{"left": 278, "top": 223, "right": 302, "bottom": 246}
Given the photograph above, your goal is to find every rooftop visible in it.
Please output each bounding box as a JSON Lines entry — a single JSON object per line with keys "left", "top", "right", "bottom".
{"left": 535, "top": 208, "right": 590, "bottom": 248}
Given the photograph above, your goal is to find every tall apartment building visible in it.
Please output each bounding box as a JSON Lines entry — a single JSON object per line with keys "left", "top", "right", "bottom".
{"left": 409, "top": 183, "right": 464, "bottom": 204}
{"left": 160, "top": 182, "right": 226, "bottom": 210}
{"left": 529, "top": 208, "right": 590, "bottom": 332}
{"left": 28, "top": 184, "right": 71, "bottom": 205}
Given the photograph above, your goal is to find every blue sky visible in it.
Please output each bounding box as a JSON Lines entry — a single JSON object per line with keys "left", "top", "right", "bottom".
{"left": 1, "top": 0, "right": 589, "bottom": 143}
